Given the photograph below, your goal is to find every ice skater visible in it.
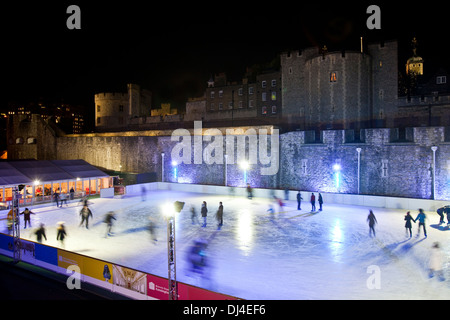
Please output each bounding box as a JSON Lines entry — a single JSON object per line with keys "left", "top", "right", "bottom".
{"left": 35, "top": 223, "right": 47, "bottom": 243}
{"left": 436, "top": 206, "right": 445, "bottom": 224}
{"left": 53, "top": 192, "right": 60, "bottom": 207}
{"left": 444, "top": 205, "right": 450, "bottom": 225}
{"left": 141, "top": 186, "right": 146, "bottom": 201}
{"left": 428, "top": 242, "right": 445, "bottom": 281}
{"left": 148, "top": 217, "right": 158, "bottom": 243}
{"left": 79, "top": 204, "right": 93, "bottom": 229}
{"left": 201, "top": 201, "right": 208, "bottom": 227}
{"left": 318, "top": 193, "right": 323, "bottom": 211}
{"left": 56, "top": 222, "right": 67, "bottom": 248}
{"left": 187, "top": 238, "right": 208, "bottom": 278}
{"left": 296, "top": 191, "right": 303, "bottom": 210}
{"left": 190, "top": 205, "right": 199, "bottom": 225}
{"left": 59, "top": 193, "right": 68, "bottom": 207}
{"left": 20, "top": 208, "right": 35, "bottom": 229}
{"left": 104, "top": 211, "right": 116, "bottom": 237}
{"left": 246, "top": 184, "right": 253, "bottom": 200}
{"left": 310, "top": 193, "right": 316, "bottom": 212}
{"left": 216, "top": 202, "right": 223, "bottom": 229}
{"left": 404, "top": 211, "right": 415, "bottom": 238}
{"left": 367, "top": 210, "right": 377, "bottom": 237}
{"left": 414, "top": 209, "right": 427, "bottom": 238}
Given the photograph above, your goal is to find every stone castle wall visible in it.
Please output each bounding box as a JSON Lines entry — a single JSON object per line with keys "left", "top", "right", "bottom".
{"left": 7, "top": 115, "right": 450, "bottom": 200}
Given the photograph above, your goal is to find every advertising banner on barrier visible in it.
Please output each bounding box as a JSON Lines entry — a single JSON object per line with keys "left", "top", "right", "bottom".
{"left": 178, "top": 283, "right": 238, "bottom": 300}
{"left": 146, "top": 273, "right": 172, "bottom": 300}
{"left": 35, "top": 243, "right": 58, "bottom": 266}
{"left": 113, "top": 264, "right": 147, "bottom": 296}
{"left": 57, "top": 249, "right": 83, "bottom": 270}
{"left": 84, "top": 256, "right": 113, "bottom": 284}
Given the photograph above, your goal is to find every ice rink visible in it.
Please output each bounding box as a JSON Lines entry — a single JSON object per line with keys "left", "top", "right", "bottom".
{"left": 4, "top": 189, "right": 450, "bottom": 300}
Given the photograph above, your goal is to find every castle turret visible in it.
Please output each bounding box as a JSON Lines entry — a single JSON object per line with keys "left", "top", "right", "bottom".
{"left": 94, "top": 84, "right": 151, "bottom": 131}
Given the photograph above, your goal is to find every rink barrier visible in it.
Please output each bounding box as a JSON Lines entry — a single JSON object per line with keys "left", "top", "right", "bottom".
{"left": 124, "top": 182, "right": 450, "bottom": 212}
{"left": 0, "top": 233, "right": 240, "bottom": 300}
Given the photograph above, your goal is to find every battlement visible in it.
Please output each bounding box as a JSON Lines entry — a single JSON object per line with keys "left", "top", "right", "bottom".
{"left": 94, "top": 92, "right": 128, "bottom": 101}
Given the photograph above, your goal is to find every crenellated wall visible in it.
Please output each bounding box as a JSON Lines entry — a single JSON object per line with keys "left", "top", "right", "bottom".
{"left": 7, "top": 115, "right": 450, "bottom": 201}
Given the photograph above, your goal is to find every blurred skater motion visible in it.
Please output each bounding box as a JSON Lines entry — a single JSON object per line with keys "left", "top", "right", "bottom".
{"left": 56, "top": 221, "right": 67, "bottom": 248}
{"left": 185, "top": 238, "right": 214, "bottom": 289}
{"left": 148, "top": 216, "right": 158, "bottom": 244}
{"left": 104, "top": 211, "right": 116, "bottom": 238}
{"left": 428, "top": 242, "right": 445, "bottom": 281}
{"left": 79, "top": 204, "right": 93, "bottom": 229}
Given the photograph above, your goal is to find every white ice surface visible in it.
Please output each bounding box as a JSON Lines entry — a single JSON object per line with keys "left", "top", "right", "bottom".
{"left": 6, "top": 190, "right": 450, "bottom": 300}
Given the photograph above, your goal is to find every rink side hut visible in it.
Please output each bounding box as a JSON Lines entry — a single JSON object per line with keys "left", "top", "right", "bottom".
{"left": 0, "top": 159, "right": 112, "bottom": 209}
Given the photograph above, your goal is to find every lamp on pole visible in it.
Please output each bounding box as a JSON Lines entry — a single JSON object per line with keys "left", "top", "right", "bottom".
{"left": 239, "top": 160, "right": 249, "bottom": 186}
{"left": 356, "top": 148, "right": 362, "bottom": 195}
{"left": 431, "top": 146, "right": 438, "bottom": 200}
{"left": 164, "top": 201, "right": 184, "bottom": 300}
{"left": 161, "top": 153, "right": 165, "bottom": 182}
{"left": 333, "top": 163, "right": 342, "bottom": 192}
{"left": 224, "top": 154, "right": 228, "bottom": 187}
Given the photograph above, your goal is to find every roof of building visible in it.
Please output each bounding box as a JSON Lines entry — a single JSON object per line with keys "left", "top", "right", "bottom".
{"left": 0, "top": 159, "right": 109, "bottom": 186}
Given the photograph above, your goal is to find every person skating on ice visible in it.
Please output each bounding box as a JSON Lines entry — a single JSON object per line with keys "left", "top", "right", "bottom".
{"left": 404, "top": 211, "right": 415, "bottom": 238}
{"left": 190, "top": 205, "right": 199, "bottom": 225}
{"left": 367, "top": 210, "right": 377, "bottom": 237}
{"left": 310, "top": 193, "right": 316, "bottom": 212}
{"left": 79, "top": 204, "right": 93, "bottom": 229}
{"left": 104, "top": 211, "right": 116, "bottom": 237}
{"left": 56, "top": 222, "right": 67, "bottom": 248}
{"left": 436, "top": 206, "right": 445, "bottom": 224}
{"left": 428, "top": 242, "right": 445, "bottom": 281}
{"left": 414, "top": 209, "right": 427, "bottom": 238}
{"left": 296, "top": 191, "right": 303, "bottom": 210}
{"left": 201, "top": 201, "right": 208, "bottom": 227}
{"left": 20, "top": 208, "right": 35, "bottom": 229}
{"left": 35, "top": 223, "right": 47, "bottom": 243}
{"left": 216, "top": 202, "right": 223, "bottom": 229}
{"left": 318, "top": 193, "right": 323, "bottom": 211}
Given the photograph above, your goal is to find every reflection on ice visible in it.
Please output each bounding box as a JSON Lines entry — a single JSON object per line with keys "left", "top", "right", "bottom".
{"left": 236, "top": 209, "right": 253, "bottom": 255}
{"left": 329, "top": 219, "right": 344, "bottom": 262}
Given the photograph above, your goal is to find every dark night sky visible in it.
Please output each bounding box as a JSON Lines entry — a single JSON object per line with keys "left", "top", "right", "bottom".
{"left": 3, "top": 1, "right": 449, "bottom": 110}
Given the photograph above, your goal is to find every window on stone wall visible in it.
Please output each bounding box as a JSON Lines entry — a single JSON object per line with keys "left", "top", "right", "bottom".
{"left": 27, "top": 137, "right": 37, "bottom": 144}
{"left": 272, "top": 106, "right": 277, "bottom": 114}
{"left": 262, "top": 106, "right": 267, "bottom": 115}
{"left": 119, "top": 105, "right": 124, "bottom": 112}
{"left": 15, "top": 137, "right": 24, "bottom": 144}
{"left": 97, "top": 105, "right": 101, "bottom": 112}
{"left": 97, "top": 117, "right": 101, "bottom": 124}
{"left": 381, "top": 160, "right": 388, "bottom": 178}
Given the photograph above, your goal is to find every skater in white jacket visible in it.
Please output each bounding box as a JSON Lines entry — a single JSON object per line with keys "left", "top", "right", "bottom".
{"left": 429, "top": 242, "right": 445, "bottom": 281}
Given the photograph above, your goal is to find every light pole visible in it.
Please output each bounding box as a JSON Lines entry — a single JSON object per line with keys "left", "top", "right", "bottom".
{"left": 164, "top": 201, "right": 184, "bottom": 300}
{"left": 333, "top": 163, "right": 341, "bottom": 192}
{"left": 161, "top": 153, "right": 165, "bottom": 182}
{"left": 431, "top": 146, "right": 438, "bottom": 200}
{"left": 356, "top": 148, "right": 362, "bottom": 195}
{"left": 12, "top": 187, "right": 20, "bottom": 263}
{"left": 224, "top": 154, "right": 228, "bottom": 187}
{"left": 239, "top": 161, "right": 249, "bottom": 186}
{"left": 171, "top": 161, "right": 178, "bottom": 182}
